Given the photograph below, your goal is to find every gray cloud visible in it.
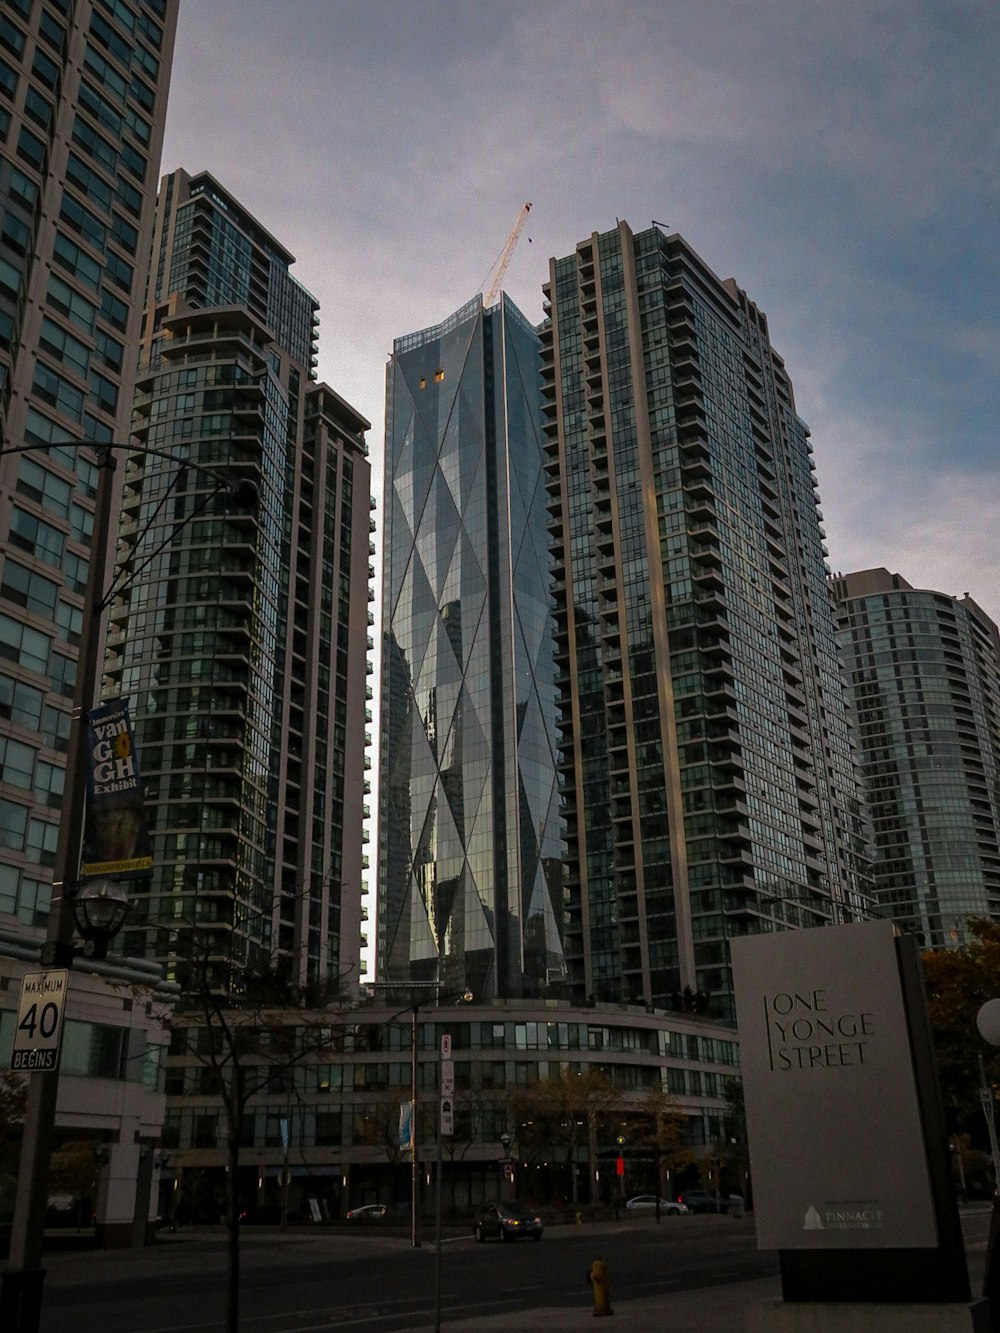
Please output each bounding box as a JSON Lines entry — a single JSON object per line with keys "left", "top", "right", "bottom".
{"left": 162, "top": 0, "right": 1000, "bottom": 616}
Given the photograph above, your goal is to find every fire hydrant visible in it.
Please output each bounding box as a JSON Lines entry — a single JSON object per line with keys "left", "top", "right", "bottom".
{"left": 588, "top": 1256, "right": 613, "bottom": 1316}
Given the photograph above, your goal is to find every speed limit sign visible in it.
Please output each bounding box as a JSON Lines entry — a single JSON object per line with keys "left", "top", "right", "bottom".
{"left": 11, "top": 970, "right": 69, "bottom": 1072}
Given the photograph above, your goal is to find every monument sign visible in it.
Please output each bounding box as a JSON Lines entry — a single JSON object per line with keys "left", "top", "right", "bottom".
{"left": 732, "top": 919, "right": 971, "bottom": 1307}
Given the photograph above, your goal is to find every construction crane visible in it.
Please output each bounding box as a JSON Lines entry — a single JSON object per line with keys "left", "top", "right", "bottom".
{"left": 482, "top": 202, "right": 532, "bottom": 307}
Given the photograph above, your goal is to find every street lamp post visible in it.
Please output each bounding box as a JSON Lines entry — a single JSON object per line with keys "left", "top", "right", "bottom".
{"left": 975, "top": 1000, "right": 1000, "bottom": 1309}
{"left": 411, "top": 1003, "right": 420, "bottom": 1247}
{"left": 0, "top": 440, "right": 257, "bottom": 1333}
{"left": 365, "top": 983, "right": 472, "bottom": 1248}
{"left": 500, "top": 1131, "right": 513, "bottom": 1201}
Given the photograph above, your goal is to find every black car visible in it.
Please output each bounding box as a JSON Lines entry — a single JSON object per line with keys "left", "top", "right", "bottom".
{"left": 677, "top": 1190, "right": 727, "bottom": 1214}
{"left": 473, "top": 1200, "right": 543, "bottom": 1242}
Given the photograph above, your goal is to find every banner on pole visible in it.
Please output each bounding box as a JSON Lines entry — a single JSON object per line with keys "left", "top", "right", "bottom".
{"left": 399, "top": 1100, "right": 413, "bottom": 1151}
{"left": 82, "top": 698, "right": 152, "bottom": 878}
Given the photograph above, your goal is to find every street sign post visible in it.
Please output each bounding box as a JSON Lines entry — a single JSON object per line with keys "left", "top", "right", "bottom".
{"left": 11, "top": 971, "right": 69, "bottom": 1073}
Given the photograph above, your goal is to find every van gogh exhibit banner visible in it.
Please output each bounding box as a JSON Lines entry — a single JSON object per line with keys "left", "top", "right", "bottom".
{"left": 81, "top": 698, "right": 153, "bottom": 877}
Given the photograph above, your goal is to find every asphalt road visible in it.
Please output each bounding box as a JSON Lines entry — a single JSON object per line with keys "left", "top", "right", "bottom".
{"left": 38, "top": 1215, "right": 778, "bottom": 1333}
{"left": 33, "top": 1206, "right": 994, "bottom": 1333}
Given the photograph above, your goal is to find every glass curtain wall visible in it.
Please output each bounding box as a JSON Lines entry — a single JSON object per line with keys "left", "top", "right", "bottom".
{"left": 378, "top": 295, "right": 563, "bottom": 1000}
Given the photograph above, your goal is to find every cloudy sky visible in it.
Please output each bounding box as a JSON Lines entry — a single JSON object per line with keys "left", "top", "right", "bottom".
{"left": 161, "top": 0, "right": 999, "bottom": 618}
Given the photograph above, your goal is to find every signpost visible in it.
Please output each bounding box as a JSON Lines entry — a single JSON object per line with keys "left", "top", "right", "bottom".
{"left": 434, "top": 1034, "right": 452, "bottom": 1333}
{"left": 11, "top": 972, "right": 69, "bottom": 1073}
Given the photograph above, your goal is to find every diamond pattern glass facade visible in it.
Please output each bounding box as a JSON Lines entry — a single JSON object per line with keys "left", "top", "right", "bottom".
{"left": 378, "top": 295, "right": 563, "bottom": 1000}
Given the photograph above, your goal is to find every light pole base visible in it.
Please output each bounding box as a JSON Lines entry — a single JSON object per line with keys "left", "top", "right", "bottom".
{"left": 0, "top": 1267, "right": 47, "bottom": 1333}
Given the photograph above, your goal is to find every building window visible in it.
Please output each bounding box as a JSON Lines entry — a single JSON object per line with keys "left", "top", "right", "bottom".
{"left": 16, "top": 125, "right": 46, "bottom": 172}
{"left": 0, "top": 613, "right": 50, "bottom": 673}
{"left": 62, "top": 1020, "right": 128, "bottom": 1080}
{"left": 53, "top": 232, "right": 102, "bottom": 291}
{"left": 0, "top": 735, "right": 35, "bottom": 789}
{"left": 0, "top": 17, "right": 26, "bottom": 60}
{"left": 0, "top": 798, "right": 28, "bottom": 850}
{"left": 18, "top": 456, "right": 73, "bottom": 516}
{"left": 8, "top": 507, "right": 66, "bottom": 566}
{"left": 88, "top": 368, "right": 119, "bottom": 414}
{"left": 34, "top": 759, "right": 64, "bottom": 809}
{"left": 26, "top": 816, "right": 58, "bottom": 866}
{"left": 1, "top": 212, "right": 30, "bottom": 256}
{"left": 39, "top": 316, "right": 91, "bottom": 378}
{"left": 0, "top": 559, "right": 59, "bottom": 618}
{"left": 31, "top": 47, "right": 60, "bottom": 92}
{"left": 50, "top": 651, "right": 77, "bottom": 698}
{"left": 47, "top": 274, "right": 98, "bottom": 335}
{"left": 0, "top": 673, "right": 44, "bottom": 728}
{"left": 24, "top": 86, "right": 52, "bottom": 130}
{"left": 33, "top": 364, "right": 86, "bottom": 423}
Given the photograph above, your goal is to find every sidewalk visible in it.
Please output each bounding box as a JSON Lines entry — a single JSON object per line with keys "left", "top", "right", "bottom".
{"left": 395, "top": 1206, "right": 993, "bottom": 1332}
{"left": 399, "top": 1275, "right": 783, "bottom": 1331}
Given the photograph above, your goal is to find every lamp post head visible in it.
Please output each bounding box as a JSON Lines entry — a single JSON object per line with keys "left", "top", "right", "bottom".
{"left": 72, "top": 878, "right": 129, "bottom": 957}
{"left": 226, "top": 478, "right": 259, "bottom": 511}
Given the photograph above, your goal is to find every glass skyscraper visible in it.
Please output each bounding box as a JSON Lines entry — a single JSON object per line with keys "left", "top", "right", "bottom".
{"left": 377, "top": 294, "right": 563, "bottom": 1001}
{"left": 107, "top": 170, "right": 372, "bottom": 994}
{"left": 833, "top": 567, "right": 1000, "bottom": 946}
{"left": 542, "top": 222, "right": 870, "bottom": 1019}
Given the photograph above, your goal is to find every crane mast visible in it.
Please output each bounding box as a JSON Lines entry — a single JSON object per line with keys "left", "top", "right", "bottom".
{"left": 483, "top": 202, "right": 532, "bottom": 307}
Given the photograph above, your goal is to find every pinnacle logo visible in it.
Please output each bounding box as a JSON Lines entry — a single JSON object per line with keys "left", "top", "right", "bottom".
{"left": 802, "top": 1201, "right": 884, "bottom": 1232}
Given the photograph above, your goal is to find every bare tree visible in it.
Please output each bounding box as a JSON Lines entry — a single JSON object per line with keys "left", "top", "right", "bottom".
{"left": 168, "top": 948, "right": 347, "bottom": 1333}
{"left": 512, "top": 1071, "right": 619, "bottom": 1204}
{"left": 624, "top": 1086, "right": 690, "bottom": 1218}
{"left": 0, "top": 1073, "right": 26, "bottom": 1227}
{"left": 443, "top": 1093, "right": 505, "bottom": 1211}
{"left": 0, "top": 1073, "right": 26, "bottom": 1171}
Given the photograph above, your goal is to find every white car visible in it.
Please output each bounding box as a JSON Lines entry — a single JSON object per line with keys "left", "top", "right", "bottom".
{"left": 625, "top": 1194, "right": 688, "bottom": 1215}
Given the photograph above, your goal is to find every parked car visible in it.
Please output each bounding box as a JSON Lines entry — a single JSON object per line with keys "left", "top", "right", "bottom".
{"left": 473, "top": 1200, "right": 543, "bottom": 1242}
{"left": 346, "top": 1203, "right": 388, "bottom": 1222}
{"left": 239, "top": 1204, "right": 283, "bottom": 1224}
{"left": 45, "top": 1193, "right": 79, "bottom": 1227}
{"left": 677, "top": 1190, "right": 727, "bottom": 1214}
{"left": 624, "top": 1194, "right": 688, "bottom": 1215}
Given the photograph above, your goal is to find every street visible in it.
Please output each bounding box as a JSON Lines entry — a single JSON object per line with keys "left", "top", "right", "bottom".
{"left": 39, "top": 1215, "right": 775, "bottom": 1332}
{"left": 35, "top": 1207, "right": 993, "bottom": 1333}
